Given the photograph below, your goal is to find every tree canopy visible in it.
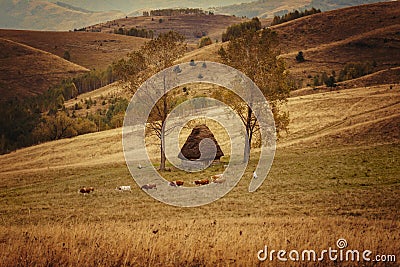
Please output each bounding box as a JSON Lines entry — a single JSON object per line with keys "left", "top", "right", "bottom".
{"left": 218, "top": 28, "right": 291, "bottom": 161}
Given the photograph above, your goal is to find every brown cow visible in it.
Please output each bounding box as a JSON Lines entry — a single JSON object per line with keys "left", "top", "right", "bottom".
{"left": 79, "top": 187, "right": 94, "bottom": 194}
{"left": 169, "top": 180, "right": 184, "bottom": 187}
{"left": 194, "top": 179, "right": 209, "bottom": 186}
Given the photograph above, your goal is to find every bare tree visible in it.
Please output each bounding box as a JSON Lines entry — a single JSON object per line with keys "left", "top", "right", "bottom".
{"left": 218, "top": 28, "right": 291, "bottom": 162}
{"left": 114, "top": 31, "right": 186, "bottom": 170}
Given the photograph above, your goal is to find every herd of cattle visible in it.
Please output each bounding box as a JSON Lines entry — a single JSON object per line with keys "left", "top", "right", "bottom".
{"left": 79, "top": 173, "right": 226, "bottom": 194}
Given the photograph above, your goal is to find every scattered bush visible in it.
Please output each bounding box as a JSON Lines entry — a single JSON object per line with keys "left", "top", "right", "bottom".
{"left": 63, "top": 50, "right": 71, "bottom": 61}
{"left": 296, "top": 51, "right": 305, "bottom": 62}
{"left": 198, "top": 36, "right": 212, "bottom": 48}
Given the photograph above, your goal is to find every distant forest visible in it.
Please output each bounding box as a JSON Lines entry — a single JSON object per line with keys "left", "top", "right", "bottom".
{"left": 143, "top": 8, "right": 211, "bottom": 16}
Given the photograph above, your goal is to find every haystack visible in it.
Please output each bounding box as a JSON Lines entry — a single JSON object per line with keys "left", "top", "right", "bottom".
{"left": 178, "top": 124, "right": 224, "bottom": 162}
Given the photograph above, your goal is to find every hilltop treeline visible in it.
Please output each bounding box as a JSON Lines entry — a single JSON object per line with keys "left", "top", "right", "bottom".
{"left": 73, "top": 66, "right": 118, "bottom": 94}
{"left": 222, "top": 17, "right": 262, "bottom": 42}
{"left": 271, "top": 7, "right": 321, "bottom": 25}
{"left": 114, "top": 27, "right": 154, "bottom": 38}
{"left": 143, "top": 8, "right": 208, "bottom": 16}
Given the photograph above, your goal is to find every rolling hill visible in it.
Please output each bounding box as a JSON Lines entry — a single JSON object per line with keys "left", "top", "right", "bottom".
{"left": 180, "top": 1, "right": 400, "bottom": 88}
{"left": 274, "top": 1, "right": 400, "bottom": 86}
{"left": 1, "top": 83, "right": 398, "bottom": 172}
{"left": 0, "top": 30, "right": 147, "bottom": 71}
{"left": 0, "top": 38, "right": 88, "bottom": 101}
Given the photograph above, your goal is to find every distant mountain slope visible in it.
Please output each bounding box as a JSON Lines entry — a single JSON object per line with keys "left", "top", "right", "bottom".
{"left": 0, "top": 30, "right": 147, "bottom": 70}
{"left": 303, "top": 0, "right": 392, "bottom": 11}
{"left": 0, "top": 38, "right": 88, "bottom": 101}
{"left": 214, "top": 0, "right": 311, "bottom": 18}
{"left": 47, "top": 0, "right": 255, "bottom": 12}
{"left": 215, "top": 0, "right": 391, "bottom": 18}
{"left": 0, "top": 0, "right": 124, "bottom": 31}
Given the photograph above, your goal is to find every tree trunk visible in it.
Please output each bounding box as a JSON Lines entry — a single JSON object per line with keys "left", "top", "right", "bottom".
{"left": 160, "top": 119, "right": 166, "bottom": 171}
{"left": 243, "top": 105, "right": 253, "bottom": 163}
{"left": 160, "top": 74, "right": 168, "bottom": 171}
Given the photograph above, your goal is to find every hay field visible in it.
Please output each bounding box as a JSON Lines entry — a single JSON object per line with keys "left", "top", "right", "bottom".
{"left": 0, "top": 84, "right": 399, "bottom": 266}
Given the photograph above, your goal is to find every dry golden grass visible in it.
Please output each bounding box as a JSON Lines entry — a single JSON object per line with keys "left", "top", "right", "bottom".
{"left": 0, "top": 84, "right": 398, "bottom": 265}
{"left": 178, "top": 43, "right": 224, "bottom": 63}
{"left": 0, "top": 38, "right": 88, "bottom": 100}
{"left": 0, "top": 217, "right": 397, "bottom": 266}
{"left": 282, "top": 85, "right": 400, "bottom": 147}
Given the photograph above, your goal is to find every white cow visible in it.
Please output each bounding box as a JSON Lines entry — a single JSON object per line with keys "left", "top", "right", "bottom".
{"left": 116, "top": 185, "right": 131, "bottom": 191}
{"left": 211, "top": 174, "right": 225, "bottom": 184}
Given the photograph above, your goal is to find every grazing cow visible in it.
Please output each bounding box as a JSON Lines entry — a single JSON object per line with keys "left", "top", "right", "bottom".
{"left": 212, "top": 176, "right": 226, "bottom": 184}
{"left": 79, "top": 187, "right": 94, "bottom": 194}
{"left": 175, "top": 180, "right": 184, "bottom": 186}
{"left": 211, "top": 174, "right": 223, "bottom": 180}
{"left": 253, "top": 171, "right": 258, "bottom": 179}
{"left": 116, "top": 185, "right": 131, "bottom": 191}
{"left": 141, "top": 183, "right": 157, "bottom": 190}
{"left": 169, "top": 180, "right": 184, "bottom": 187}
{"left": 194, "top": 179, "right": 209, "bottom": 186}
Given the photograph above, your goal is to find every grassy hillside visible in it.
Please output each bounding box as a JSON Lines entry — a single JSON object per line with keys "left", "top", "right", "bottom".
{"left": 0, "top": 38, "right": 88, "bottom": 101}
{"left": 0, "top": 30, "right": 147, "bottom": 71}
{"left": 186, "top": 1, "right": 400, "bottom": 89}
{"left": 273, "top": 1, "right": 400, "bottom": 52}
{"left": 0, "top": 84, "right": 398, "bottom": 265}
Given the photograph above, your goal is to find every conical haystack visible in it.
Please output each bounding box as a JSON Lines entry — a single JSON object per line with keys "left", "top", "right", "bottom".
{"left": 178, "top": 124, "right": 224, "bottom": 161}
